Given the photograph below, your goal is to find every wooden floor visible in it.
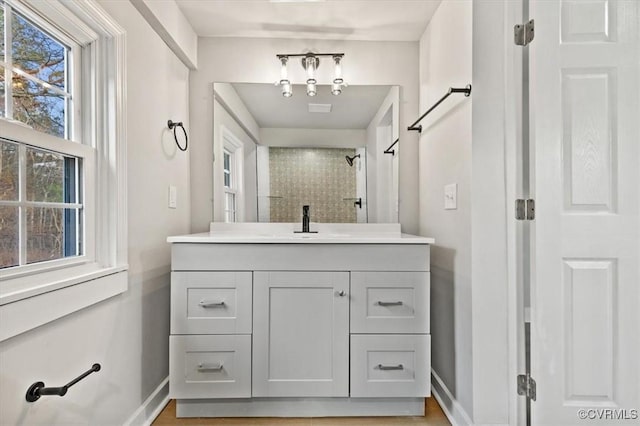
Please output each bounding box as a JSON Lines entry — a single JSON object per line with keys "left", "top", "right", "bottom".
{"left": 153, "top": 398, "right": 451, "bottom": 426}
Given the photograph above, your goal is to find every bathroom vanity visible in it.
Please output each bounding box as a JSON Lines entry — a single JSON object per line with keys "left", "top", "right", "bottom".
{"left": 167, "top": 223, "right": 433, "bottom": 417}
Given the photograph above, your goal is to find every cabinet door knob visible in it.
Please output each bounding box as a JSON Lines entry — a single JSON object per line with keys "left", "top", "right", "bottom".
{"left": 337, "top": 290, "right": 347, "bottom": 297}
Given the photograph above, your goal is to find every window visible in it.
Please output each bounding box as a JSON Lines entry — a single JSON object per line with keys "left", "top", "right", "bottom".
{"left": 223, "top": 150, "right": 236, "bottom": 223}
{"left": 0, "top": 0, "right": 127, "bottom": 337}
{"left": 0, "top": 1, "right": 90, "bottom": 272}
{"left": 220, "top": 127, "right": 245, "bottom": 223}
{"left": 0, "top": 141, "right": 84, "bottom": 268}
{"left": 1, "top": 3, "right": 78, "bottom": 138}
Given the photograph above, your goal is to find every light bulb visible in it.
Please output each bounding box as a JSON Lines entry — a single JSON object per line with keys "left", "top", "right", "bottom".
{"left": 307, "top": 82, "right": 317, "bottom": 96}
{"left": 282, "top": 82, "right": 292, "bottom": 97}
{"left": 331, "top": 83, "right": 342, "bottom": 95}
{"left": 305, "top": 56, "right": 317, "bottom": 84}
{"left": 333, "top": 55, "right": 343, "bottom": 85}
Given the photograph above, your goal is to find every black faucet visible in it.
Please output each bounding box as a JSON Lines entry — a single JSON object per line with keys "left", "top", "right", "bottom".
{"left": 302, "top": 205, "right": 310, "bottom": 233}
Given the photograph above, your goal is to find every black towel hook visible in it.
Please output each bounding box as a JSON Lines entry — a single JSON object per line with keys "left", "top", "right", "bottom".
{"left": 168, "top": 120, "right": 188, "bottom": 151}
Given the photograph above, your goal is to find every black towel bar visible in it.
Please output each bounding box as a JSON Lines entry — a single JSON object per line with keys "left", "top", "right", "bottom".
{"left": 384, "top": 138, "right": 399, "bottom": 155}
{"left": 408, "top": 84, "right": 472, "bottom": 133}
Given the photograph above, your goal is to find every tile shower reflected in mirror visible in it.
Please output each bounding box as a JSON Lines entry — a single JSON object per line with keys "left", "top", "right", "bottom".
{"left": 258, "top": 147, "right": 363, "bottom": 223}
{"left": 213, "top": 82, "right": 400, "bottom": 224}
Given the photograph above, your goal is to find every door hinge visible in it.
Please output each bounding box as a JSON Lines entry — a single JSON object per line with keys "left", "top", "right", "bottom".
{"left": 517, "top": 374, "right": 537, "bottom": 401}
{"left": 514, "top": 19, "right": 535, "bottom": 46}
{"left": 515, "top": 199, "right": 535, "bottom": 220}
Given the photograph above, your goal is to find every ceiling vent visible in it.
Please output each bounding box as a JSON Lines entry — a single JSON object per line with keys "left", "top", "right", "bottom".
{"left": 308, "top": 103, "right": 332, "bottom": 113}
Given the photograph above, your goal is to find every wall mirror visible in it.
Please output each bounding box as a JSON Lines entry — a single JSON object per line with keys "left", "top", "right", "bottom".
{"left": 212, "top": 82, "right": 399, "bottom": 224}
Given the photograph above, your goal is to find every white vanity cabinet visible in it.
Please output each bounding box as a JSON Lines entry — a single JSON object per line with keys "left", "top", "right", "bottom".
{"left": 349, "top": 271, "right": 431, "bottom": 398}
{"left": 252, "top": 271, "right": 349, "bottom": 397}
{"left": 168, "top": 226, "right": 433, "bottom": 418}
{"left": 169, "top": 271, "right": 253, "bottom": 399}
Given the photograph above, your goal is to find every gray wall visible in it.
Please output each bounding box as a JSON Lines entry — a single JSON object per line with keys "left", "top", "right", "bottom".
{"left": 0, "top": 1, "right": 191, "bottom": 423}
{"left": 418, "top": 0, "right": 474, "bottom": 420}
{"left": 419, "top": 1, "right": 512, "bottom": 424}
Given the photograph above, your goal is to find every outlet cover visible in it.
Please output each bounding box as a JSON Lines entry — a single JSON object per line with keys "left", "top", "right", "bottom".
{"left": 444, "top": 183, "right": 457, "bottom": 210}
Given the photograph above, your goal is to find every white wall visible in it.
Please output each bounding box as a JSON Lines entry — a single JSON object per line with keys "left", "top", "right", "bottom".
{"left": 130, "top": 0, "right": 198, "bottom": 69}
{"left": 418, "top": 0, "right": 474, "bottom": 422}
{"left": 470, "top": 0, "right": 511, "bottom": 423}
{"left": 0, "top": 1, "right": 191, "bottom": 423}
{"left": 214, "top": 83, "right": 260, "bottom": 142}
{"left": 190, "top": 37, "right": 420, "bottom": 233}
{"left": 366, "top": 86, "right": 399, "bottom": 224}
{"left": 259, "top": 128, "right": 366, "bottom": 148}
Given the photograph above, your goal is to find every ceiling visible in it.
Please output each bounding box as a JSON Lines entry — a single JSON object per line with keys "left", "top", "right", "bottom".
{"left": 231, "top": 83, "right": 391, "bottom": 129}
{"left": 175, "top": 0, "right": 443, "bottom": 41}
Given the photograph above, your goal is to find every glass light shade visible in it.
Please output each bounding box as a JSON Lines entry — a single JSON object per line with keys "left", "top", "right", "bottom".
{"left": 282, "top": 82, "right": 292, "bottom": 97}
{"left": 307, "top": 82, "right": 317, "bottom": 96}
{"left": 331, "top": 83, "right": 342, "bottom": 95}
{"left": 305, "top": 56, "right": 317, "bottom": 84}
{"left": 280, "top": 57, "right": 289, "bottom": 84}
{"left": 333, "top": 56, "right": 343, "bottom": 84}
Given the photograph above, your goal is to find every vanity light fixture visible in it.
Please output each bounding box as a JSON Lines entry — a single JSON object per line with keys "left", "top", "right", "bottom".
{"left": 275, "top": 52, "right": 346, "bottom": 97}
{"left": 279, "top": 56, "right": 293, "bottom": 97}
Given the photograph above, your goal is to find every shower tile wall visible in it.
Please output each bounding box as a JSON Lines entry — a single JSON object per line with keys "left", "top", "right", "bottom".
{"left": 269, "top": 147, "right": 357, "bottom": 223}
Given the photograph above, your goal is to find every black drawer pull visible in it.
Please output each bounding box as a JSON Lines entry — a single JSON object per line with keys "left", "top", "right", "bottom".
{"left": 199, "top": 300, "right": 226, "bottom": 308}
{"left": 377, "top": 301, "right": 403, "bottom": 307}
{"left": 377, "top": 364, "right": 404, "bottom": 371}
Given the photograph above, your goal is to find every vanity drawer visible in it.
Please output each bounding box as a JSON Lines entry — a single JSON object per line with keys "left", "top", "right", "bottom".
{"left": 350, "top": 334, "right": 431, "bottom": 398}
{"left": 171, "top": 272, "right": 252, "bottom": 334}
{"left": 350, "top": 272, "right": 429, "bottom": 334}
{"left": 169, "top": 335, "right": 251, "bottom": 399}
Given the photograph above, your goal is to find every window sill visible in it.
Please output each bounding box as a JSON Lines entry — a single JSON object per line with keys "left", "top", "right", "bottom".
{"left": 0, "top": 264, "right": 128, "bottom": 342}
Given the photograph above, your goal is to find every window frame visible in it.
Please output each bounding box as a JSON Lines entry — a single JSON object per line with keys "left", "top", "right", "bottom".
{"left": 0, "top": 0, "right": 128, "bottom": 341}
{"left": 223, "top": 148, "right": 236, "bottom": 222}
{"left": 221, "top": 126, "right": 245, "bottom": 223}
{"left": 0, "top": 126, "right": 95, "bottom": 276}
{"left": 1, "top": 0, "right": 84, "bottom": 140}
{"left": 0, "top": 0, "right": 92, "bottom": 276}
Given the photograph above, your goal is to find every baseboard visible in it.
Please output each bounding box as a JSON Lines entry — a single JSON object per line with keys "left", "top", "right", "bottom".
{"left": 124, "top": 377, "right": 170, "bottom": 426}
{"left": 431, "top": 369, "right": 474, "bottom": 426}
{"left": 177, "top": 397, "right": 424, "bottom": 417}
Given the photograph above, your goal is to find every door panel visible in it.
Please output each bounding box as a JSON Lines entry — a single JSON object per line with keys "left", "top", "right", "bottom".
{"left": 530, "top": 1, "right": 639, "bottom": 424}
{"left": 252, "top": 271, "right": 349, "bottom": 397}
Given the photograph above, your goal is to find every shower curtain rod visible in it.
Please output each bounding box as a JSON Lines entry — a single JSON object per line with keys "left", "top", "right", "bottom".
{"left": 408, "top": 84, "right": 472, "bottom": 133}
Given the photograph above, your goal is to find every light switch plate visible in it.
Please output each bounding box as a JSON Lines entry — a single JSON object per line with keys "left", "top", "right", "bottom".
{"left": 169, "top": 185, "right": 177, "bottom": 209}
{"left": 444, "top": 183, "right": 457, "bottom": 210}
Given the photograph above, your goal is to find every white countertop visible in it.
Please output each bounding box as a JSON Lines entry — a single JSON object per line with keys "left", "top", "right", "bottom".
{"left": 167, "top": 223, "right": 434, "bottom": 245}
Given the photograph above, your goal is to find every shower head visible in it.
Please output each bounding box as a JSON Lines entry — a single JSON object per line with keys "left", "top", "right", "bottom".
{"left": 345, "top": 154, "right": 360, "bottom": 167}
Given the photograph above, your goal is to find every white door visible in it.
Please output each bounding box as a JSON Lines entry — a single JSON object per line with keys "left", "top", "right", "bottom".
{"left": 530, "top": 1, "right": 639, "bottom": 424}
{"left": 252, "top": 271, "right": 349, "bottom": 397}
